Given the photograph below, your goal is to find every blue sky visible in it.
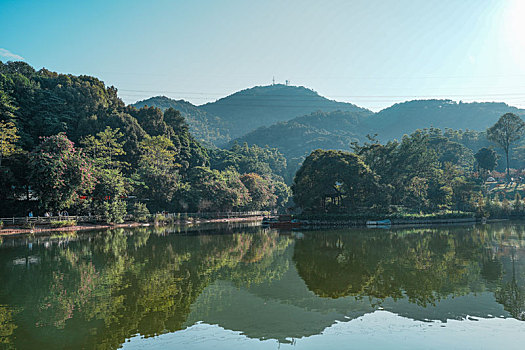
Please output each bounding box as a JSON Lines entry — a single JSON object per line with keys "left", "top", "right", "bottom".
{"left": 1, "top": 0, "right": 524, "bottom": 111}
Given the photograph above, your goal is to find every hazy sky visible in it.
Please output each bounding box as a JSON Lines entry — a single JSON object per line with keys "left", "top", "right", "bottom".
{"left": 1, "top": 0, "right": 525, "bottom": 111}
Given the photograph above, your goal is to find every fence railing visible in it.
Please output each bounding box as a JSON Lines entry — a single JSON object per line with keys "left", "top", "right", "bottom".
{"left": 161, "top": 211, "right": 269, "bottom": 220}
{"left": 0, "top": 211, "right": 268, "bottom": 226}
{"left": 0, "top": 216, "right": 93, "bottom": 226}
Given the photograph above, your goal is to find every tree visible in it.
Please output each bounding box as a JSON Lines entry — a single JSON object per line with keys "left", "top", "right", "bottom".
{"left": 91, "top": 168, "right": 129, "bottom": 223}
{"left": 28, "top": 134, "right": 95, "bottom": 212}
{"left": 184, "top": 167, "right": 251, "bottom": 212}
{"left": 487, "top": 113, "right": 525, "bottom": 180}
{"left": 0, "top": 120, "right": 19, "bottom": 167}
{"left": 293, "top": 149, "right": 382, "bottom": 212}
{"left": 474, "top": 147, "right": 498, "bottom": 179}
{"left": 240, "top": 173, "right": 277, "bottom": 210}
{"left": 80, "top": 126, "right": 127, "bottom": 170}
{"left": 137, "top": 135, "right": 180, "bottom": 208}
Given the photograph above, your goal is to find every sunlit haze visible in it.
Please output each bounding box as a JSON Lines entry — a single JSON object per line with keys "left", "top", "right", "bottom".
{"left": 1, "top": 0, "right": 524, "bottom": 110}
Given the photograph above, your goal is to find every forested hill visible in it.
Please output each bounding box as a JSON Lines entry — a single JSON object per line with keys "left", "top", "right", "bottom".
{"left": 131, "top": 96, "right": 231, "bottom": 146}
{"left": 0, "top": 61, "right": 292, "bottom": 216}
{"left": 368, "top": 99, "right": 525, "bottom": 141}
{"left": 232, "top": 99, "right": 525, "bottom": 176}
{"left": 133, "top": 85, "right": 372, "bottom": 145}
{"left": 199, "top": 84, "right": 373, "bottom": 139}
{"left": 232, "top": 110, "right": 369, "bottom": 159}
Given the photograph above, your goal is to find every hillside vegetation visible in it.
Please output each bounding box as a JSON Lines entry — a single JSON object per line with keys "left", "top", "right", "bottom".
{"left": 132, "top": 96, "right": 231, "bottom": 146}
{"left": 0, "top": 61, "right": 290, "bottom": 217}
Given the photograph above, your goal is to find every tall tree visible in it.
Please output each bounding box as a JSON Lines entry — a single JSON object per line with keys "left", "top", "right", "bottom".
{"left": 487, "top": 113, "right": 525, "bottom": 180}
{"left": 137, "top": 135, "right": 180, "bottom": 208}
{"left": 80, "top": 126, "right": 127, "bottom": 170}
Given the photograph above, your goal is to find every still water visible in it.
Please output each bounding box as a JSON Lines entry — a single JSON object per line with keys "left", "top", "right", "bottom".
{"left": 1, "top": 222, "right": 525, "bottom": 349}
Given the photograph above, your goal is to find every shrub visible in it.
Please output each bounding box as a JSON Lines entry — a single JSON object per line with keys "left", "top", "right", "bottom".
{"left": 132, "top": 202, "right": 150, "bottom": 222}
{"left": 95, "top": 199, "right": 127, "bottom": 224}
{"left": 50, "top": 220, "right": 77, "bottom": 228}
{"left": 153, "top": 213, "right": 175, "bottom": 226}
{"left": 23, "top": 222, "right": 36, "bottom": 230}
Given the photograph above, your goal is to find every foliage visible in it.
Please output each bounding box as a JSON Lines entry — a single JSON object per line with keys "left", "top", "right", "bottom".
{"left": 240, "top": 173, "right": 277, "bottom": 210}
{"left": 474, "top": 147, "right": 498, "bottom": 176}
{"left": 183, "top": 167, "right": 251, "bottom": 212}
{"left": 0, "top": 120, "right": 20, "bottom": 167}
{"left": 91, "top": 169, "right": 129, "bottom": 223}
{"left": 28, "top": 134, "right": 95, "bottom": 211}
{"left": 80, "top": 126, "right": 128, "bottom": 170}
{"left": 132, "top": 96, "right": 231, "bottom": 146}
{"left": 293, "top": 149, "right": 383, "bottom": 212}
{"left": 487, "top": 113, "right": 525, "bottom": 179}
{"left": 294, "top": 130, "right": 483, "bottom": 214}
{"left": 136, "top": 135, "right": 180, "bottom": 209}
{"left": 210, "top": 142, "right": 287, "bottom": 181}
{"left": 131, "top": 202, "right": 150, "bottom": 222}
{"left": 96, "top": 199, "right": 127, "bottom": 224}
{"left": 50, "top": 220, "right": 77, "bottom": 228}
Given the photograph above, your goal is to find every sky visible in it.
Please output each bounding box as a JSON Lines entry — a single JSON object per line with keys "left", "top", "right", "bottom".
{"left": 1, "top": 0, "right": 525, "bottom": 111}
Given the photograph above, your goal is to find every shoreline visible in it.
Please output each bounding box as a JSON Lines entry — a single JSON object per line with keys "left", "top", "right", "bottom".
{"left": 0, "top": 216, "right": 264, "bottom": 237}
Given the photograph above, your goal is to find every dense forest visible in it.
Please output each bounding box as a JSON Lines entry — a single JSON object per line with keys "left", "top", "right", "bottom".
{"left": 0, "top": 61, "right": 290, "bottom": 219}
{"left": 137, "top": 90, "right": 525, "bottom": 177}
{"left": 2, "top": 60, "right": 525, "bottom": 220}
{"left": 293, "top": 115, "right": 525, "bottom": 217}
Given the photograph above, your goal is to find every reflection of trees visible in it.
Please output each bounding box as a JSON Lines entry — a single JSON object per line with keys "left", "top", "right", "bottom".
{"left": 293, "top": 228, "right": 500, "bottom": 306}
{"left": 0, "top": 305, "right": 17, "bottom": 349}
{"left": 495, "top": 249, "right": 525, "bottom": 320}
{"left": 0, "top": 228, "right": 291, "bottom": 349}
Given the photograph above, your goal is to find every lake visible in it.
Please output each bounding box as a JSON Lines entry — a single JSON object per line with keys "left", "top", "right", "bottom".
{"left": 1, "top": 222, "right": 525, "bottom": 349}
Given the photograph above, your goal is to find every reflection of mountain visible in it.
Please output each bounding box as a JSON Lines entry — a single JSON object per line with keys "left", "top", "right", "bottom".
{"left": 184, "top": 246, "right": 373, "bottom": 342}
{"left": 0, "top": 223, "right": 525, "bottom": 349}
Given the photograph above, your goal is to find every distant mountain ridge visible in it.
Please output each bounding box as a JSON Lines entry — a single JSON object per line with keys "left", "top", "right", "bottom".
{"left": 132, "top": 84, "right": 373, "bottom": 146}
{"left": 132, "top": 87, "right": 525, "bottom": 157}
{"left": 199, "top": 84, "right": 373, "bottom": 138}
{"left": 367, "top": 99, "right": 525, "bottom": 141}
{"left": 232, "top": 110, "right": 369, "bottom": 159}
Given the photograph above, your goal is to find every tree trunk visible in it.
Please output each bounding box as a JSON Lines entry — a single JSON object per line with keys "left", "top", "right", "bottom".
{"left": 506, "top": 149, "right": 510, "bottom": 182}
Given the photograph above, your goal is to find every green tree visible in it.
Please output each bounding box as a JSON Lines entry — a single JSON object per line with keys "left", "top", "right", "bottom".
{"left": 91, "top": 168, "right": 129, "bottom": 223}
{"left": 184, "top": 167, "right": 250, "bottom": 212}
{"left": 487, "top": 113, "right": 525, "bottom": 180}
{"left": 240, "top": 173, "right": 277, "bottom": 210}
{"left": 0, "top": 120, "right": 19, "bottom": 167}
{"left": 474, "top": 147, "right": 498, "bottom": 178}
{"left": 137, "top": 135, "right": 180, "bottom": 209}
{"left": 80, "top": 126, "right": 127, "bottom": 170}
{"left": 293, "top": 149, "right": 382, "bottom": 212}
{"left": 29, "top": 133, "right": 95, "bottom": 212}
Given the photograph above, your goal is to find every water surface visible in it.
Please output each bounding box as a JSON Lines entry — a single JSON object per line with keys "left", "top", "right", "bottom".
{"left": 1, "top": 222, "right": 525, "bottom": 349}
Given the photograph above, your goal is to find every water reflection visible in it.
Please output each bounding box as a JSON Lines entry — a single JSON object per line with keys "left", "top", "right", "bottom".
{"left": 0, "top": 223, "right": 524, "bottom": 349}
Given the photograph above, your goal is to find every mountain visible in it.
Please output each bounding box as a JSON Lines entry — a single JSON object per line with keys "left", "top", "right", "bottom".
{"left": 232, "top": 110, "right": 371, "bottom": 180}
{"left": 233, "top": 110, "right": 369, "bottom": 159}
{"left": 368, "top": 99, "right": 525, "bottom": 141}
{"left": 232, "top": 100, "right": 525, "bottom": 178}
{"left": 132, "top": 96, "right": 231, "bottom": 146}
{"left": 199, "top": 84, "right": 373, "bottom": 139}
